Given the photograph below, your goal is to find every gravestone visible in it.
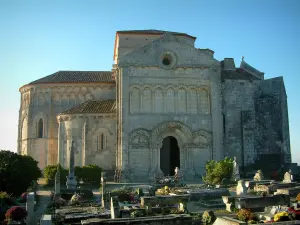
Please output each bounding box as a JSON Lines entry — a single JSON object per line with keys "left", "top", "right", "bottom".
{"left": 236, "top": 180, "right": 247, "bottom": 196}
{"left": 253, "top": 170, "right": 264, "bottom": 181}
{"left": 283, "top": 170, "right": 293, "bottom": 183}
{"left": 66, "top": 141, "right": 77, "bottom": 190}
{"left": 26, "top": 192, "right": 35, "bottom": 225}
{"left": 55, "top": 167, "right": 60, "bottom": 196}
{"left": 40, "top": 215, "right": 52, "bottom": 225}
{"left": 232, "top": 157, "right": 240, "bottom": 181}
{"left": 110, "top": 197, "right": 120, "bottom": 219}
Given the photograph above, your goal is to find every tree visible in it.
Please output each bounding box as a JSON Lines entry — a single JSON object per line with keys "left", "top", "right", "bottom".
{"left": 0, "top": 150, "right": 41, "bottom": 195}
{"left": 43, "top": 164, "right": 68, "bottom": 185}
{"left": 202, "top": 157, "right": 234, "bottom": 185}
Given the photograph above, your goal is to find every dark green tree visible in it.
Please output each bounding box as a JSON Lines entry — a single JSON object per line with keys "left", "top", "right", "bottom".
{"left": 0, "top": 150, "right": 41, "bottom": 195}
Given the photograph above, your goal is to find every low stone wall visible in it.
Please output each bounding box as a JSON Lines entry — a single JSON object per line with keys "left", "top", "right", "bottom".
{"left": 81, "top": 215, "right": 193, "bottom": 225}
{"left": 213, "top": 217, "right": 300, "bottom": 225}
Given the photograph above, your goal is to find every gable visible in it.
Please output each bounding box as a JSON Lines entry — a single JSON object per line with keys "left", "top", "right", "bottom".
{"left": 117, "top": 33, "right": 219, "bottom": 68}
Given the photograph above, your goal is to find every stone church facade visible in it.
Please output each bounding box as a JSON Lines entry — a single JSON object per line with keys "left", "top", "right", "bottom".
{"left": 18, "top": 30, "right": 291, "bottom": 182}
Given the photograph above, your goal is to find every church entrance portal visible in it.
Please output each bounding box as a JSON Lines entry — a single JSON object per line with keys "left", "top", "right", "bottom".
{"left": 160, "top": 136, "right": 180, "bottom": 176}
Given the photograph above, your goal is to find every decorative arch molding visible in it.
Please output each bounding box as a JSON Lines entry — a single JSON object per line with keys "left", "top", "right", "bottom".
{"left": 192, "top": 130, "right": 212, "bottom": 148}
{"left": 151, "top": 121, "right": 193, "bottom": 149}
{"left": 129, "top": 128, "right": 151, "bottom": 149}
{"left": 20, "top": 113, "right": 28, "bottom": 141}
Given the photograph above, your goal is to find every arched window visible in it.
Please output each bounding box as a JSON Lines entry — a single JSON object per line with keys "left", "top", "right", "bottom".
{"left": 97, "top": 133, "right": 106, "bottom": 151}
{"left": 38, "top": 119, "right": 43, "bottom": 138}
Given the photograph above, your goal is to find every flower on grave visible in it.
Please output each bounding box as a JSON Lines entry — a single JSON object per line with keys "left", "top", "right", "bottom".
{"left": 5, "top": 206, "right": 27, "bottom": 222}
{"left": 236, "top": 208, "right": 254, "bottom": 222}
{"left": 296, "top": 193, "right": 300, "bottom": 202}
{"left": 274, "top": 211, "right": 289, "bottom": 222}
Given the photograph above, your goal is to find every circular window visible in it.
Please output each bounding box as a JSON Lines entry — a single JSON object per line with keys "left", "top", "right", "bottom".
{"left": 158, "top": 51, "right": 177, "bottom": 69}
{"left": 162, "top": 56, "right": 171, "bottom": 66}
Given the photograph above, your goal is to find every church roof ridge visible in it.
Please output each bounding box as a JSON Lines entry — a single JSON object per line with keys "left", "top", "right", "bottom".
{"left": 116, "top": 29, "right": 196, "bottom": 39}
{"left": 59, "top": 99, "right": 116, "bottom": 115}
{"left": 20, "top": 71, "right": 114, "bottom": 89}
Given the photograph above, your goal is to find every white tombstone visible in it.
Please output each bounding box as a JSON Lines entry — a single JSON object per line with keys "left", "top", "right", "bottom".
{"left": 254, "top": 170, "right": 264, "bottom": 181}
{"left": 232, "top": 157, "right": 240, "bottom": 181}
{"left": 283, "top": 171, "right": 293, "bottom": 183}
{"left": 236, "top": 180, "right": 247, "bottom": 196}
{"left": 26, "top": 192, "right": 35, "bottom": 225}
{"left": 40, "top": 215, "right": 52, "bottom": 225}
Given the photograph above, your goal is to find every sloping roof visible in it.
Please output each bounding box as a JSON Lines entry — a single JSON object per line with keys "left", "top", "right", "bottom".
{"left": 116, "top": 29, "right": 196, "bottom": 39}
{"left": 60, "top": 99, "right": 116, "bottom": 115}
{"left": 240, "top": 60, "right": 264, "bottom": 80}
{"left": 28, "top": 71, "right": 114, "bottom": 85}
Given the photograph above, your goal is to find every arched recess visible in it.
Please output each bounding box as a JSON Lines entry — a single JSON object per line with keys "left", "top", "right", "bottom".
{"left": 32, "top": 113, "right": 47, "bottom": 138}
{"left": 188, "top": 88, "right": 198, "bottom": 114}
{"left": 154, "top": 87, "right": 164, "bottom": 113}
{"left": 129, "top": 86, "right": 141, "bottom": 113}
{"left": 141, "top": 87, "right": 152, "bottom": 113}
{"left": 38, "top": 119, "right": 43, "bottom": 138}
{"left": 165, "top": 88, "right": 175, "bottom": 113}
{"left": 21, "top": 116, "right": 28, "bottom": 141}
{"left": 128, "top": 129, "right": 151, "bottom": 180}
{"left": 177, "top": 88, "right": 187, "bottom": 113}
{"left": 198, "top": 88, "right": 210, "bottom": 114}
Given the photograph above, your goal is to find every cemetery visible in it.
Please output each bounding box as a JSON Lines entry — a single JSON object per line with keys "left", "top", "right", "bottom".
{"left": 1, "top": 153, "right": 300, "bottom": 224}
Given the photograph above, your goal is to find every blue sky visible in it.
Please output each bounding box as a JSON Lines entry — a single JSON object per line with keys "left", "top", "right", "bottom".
{"left": 0, "top": 0, "right": 299, "bottom": 163}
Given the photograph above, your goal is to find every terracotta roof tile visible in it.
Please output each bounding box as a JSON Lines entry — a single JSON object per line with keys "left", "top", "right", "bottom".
{"left": 29, "top": 71, "right": 114, "bottom": 85}
{"left": 60, "top": 99, "right": 116, "bottom": 115}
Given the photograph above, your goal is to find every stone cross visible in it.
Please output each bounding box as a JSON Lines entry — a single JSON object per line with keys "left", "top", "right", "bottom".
{"left": 55, "top": 167, "right": 60, "bottom": 196}
{"left": 26, "top": 192, "right": 35, "bottom": 225}
{"left": 66, "top": 141, "right": 77, "bottom": 190}
{"left": 232, "top": 157, "right": 240, "bottom": 181}
{"left": 101, "top": 172, "right": 107, "bottom": 208}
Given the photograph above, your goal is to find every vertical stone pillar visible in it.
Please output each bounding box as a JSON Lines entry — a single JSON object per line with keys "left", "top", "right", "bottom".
{"left": 57, "top": 117, "right": 64, "bottom": 166}
{"left": 82, "top": 118, "right": 88, "bottom": 166}
{"left": 26, "top": 192, "right": 35, "bottom": 225}
{"left": 101, "top": 172, "right": 107, "bottom": 208}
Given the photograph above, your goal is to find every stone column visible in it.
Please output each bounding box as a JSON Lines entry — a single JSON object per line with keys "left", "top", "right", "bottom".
{"left": 82, "top": 118, "right": 88, "bottom": 166}
{"left": 57, "top": 117, "right": 64, "bottom": 166}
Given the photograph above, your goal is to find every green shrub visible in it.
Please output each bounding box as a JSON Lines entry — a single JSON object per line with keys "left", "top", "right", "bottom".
{"left": 202, "top": 157, "right": 234, "bottom": 185}
{"left": 201, "top": 210, "right": 216, "bottom": 224}
{"left": 43, "top": 164, "right": 68, "bottom": 185}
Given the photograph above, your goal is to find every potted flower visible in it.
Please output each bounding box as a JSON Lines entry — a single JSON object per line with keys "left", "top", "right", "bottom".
{"left": 5, "top": 206, "right": 27, "bottom": 225}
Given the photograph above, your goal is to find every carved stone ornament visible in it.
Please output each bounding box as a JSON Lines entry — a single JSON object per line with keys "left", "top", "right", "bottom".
{"left": 193, "top": 130, "right": 212, "bottom": 142}
{"left": 128, "top": 128, "right": 151, "bottom": 149}
{"left": 151, "top": 121, "right": 193, "bottom": 147}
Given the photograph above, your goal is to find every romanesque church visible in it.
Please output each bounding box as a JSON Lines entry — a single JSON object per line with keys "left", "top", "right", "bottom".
{"left": 18, "top": 30, "right": 291, "bottom": 182}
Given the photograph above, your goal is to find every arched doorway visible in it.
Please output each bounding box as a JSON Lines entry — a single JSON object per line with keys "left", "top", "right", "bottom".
{"left": 160, "top": 136, "right": 180, "bottom": 176}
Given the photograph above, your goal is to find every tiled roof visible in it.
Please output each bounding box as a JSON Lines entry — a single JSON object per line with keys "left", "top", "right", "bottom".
{"left": 28, "top": 71, "right": 114, "bottom": 85}
{"left": 117, "top": 29, "right": 196, "bottom": 39}
{"left": 60, "top": 99, "right": 116, "bottom": 115}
